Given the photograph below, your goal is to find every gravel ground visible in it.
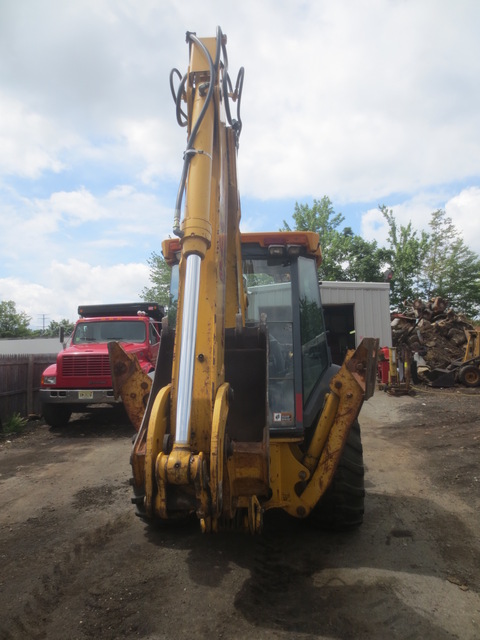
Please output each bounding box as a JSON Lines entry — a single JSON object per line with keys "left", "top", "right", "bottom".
{"left": 0, "top": 387, "right": 479, "bottom": 640}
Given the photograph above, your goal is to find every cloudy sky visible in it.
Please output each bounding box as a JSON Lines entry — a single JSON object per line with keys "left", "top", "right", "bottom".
{"left": 1, "top": 0, "right": 479, "bottom": 328}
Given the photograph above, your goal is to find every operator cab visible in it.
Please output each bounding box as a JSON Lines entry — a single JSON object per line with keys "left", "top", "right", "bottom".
{"left": 163, "top": 232, "right": 333, "bottom": 440}
{"left": 241, "top": 232, "right": 332, "bottom": 437}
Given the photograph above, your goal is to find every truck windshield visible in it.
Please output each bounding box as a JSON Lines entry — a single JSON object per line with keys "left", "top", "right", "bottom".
{"left": 72, "top": 321, "right": 146, "bottom": 344}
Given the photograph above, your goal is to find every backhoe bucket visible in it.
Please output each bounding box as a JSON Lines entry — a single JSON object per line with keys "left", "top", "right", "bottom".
{"left": 107, "top": 341, "right": 152, "bottom": 431}
{"left": 425, "top": 368, "right": 456, "bottom": 388}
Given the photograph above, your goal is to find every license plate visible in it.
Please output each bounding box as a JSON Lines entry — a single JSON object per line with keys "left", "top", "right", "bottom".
{"left": 78, "top": 390, "right": 94, "bottom": 400}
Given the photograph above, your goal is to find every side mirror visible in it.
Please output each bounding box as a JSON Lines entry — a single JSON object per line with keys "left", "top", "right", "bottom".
{"left": 59, "top": 327, "right": 65, "bottom": 344}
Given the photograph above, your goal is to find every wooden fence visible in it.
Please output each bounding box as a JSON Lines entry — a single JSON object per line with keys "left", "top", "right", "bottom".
{"left": 0, "top": 354, "right": 57, "bottom": 425}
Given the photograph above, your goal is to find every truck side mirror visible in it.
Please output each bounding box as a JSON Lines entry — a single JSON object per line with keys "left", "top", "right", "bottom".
{"left": 59, "top": 327, "right": 65, "bottom": 344}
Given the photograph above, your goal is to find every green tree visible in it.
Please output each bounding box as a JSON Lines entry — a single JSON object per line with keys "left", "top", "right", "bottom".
{"left": 43, "top": 319, "right": 76, "bottom": 338}
{"left": 282, "top": 196, "right": 345, "bottom": 235}
{"left": 343, "top": 234, "right": 391, "bottom": 282}
{"left": 444, "top": 238, "right": 480, "bottom": 318}
{"left": 421, "top": 209, "right": 450, "bottom": 297}
{"left": 422, "top": 209, "right": 480, "bottom": 318}
{"left": 141, "top": 251, "right": 172, "bottom": 307}
{"left": 0, "top": 300, "right": 31, "bottom": 338}
{"left": 281, "top": 197, "right": 348, "bottom": 280}
{"left": 282, "top": 197, "right": 388, "bottom": 282}
{"left": 380, "top": 205, "right": 430, "bottom": 309}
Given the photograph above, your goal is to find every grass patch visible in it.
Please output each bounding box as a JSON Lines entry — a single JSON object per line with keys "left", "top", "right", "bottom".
{"left": 2, "top": 412, "right": 29, "bottom": 435}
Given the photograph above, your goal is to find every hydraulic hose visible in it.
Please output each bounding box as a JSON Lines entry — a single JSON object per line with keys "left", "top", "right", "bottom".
{"left": 172, "top": 29, "right": 219, "bottom": 237}
{"left": 171, "top": 27, "right": 244, "bottom": 236}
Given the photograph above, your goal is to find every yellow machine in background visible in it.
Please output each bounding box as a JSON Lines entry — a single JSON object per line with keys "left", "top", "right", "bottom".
{"left": 421, "top": 327, "right": 480, "bottom": 388}
{"left": 109, "top": 28, "right": 378, "bottom": 533}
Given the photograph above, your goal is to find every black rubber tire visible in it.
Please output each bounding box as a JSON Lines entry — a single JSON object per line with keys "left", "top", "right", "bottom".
{"left": 458, "top": 365, "right": 480, "bottom": 388}
{"left": 42, "top": 404, "right": 72, "bottom": 428}
{"left": 309, "top": 419, "right": 365, "bottom": 530}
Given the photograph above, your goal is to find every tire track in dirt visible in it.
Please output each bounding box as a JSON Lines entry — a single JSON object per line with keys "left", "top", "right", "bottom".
{"left": 0, "top": 511, "right": 132, "bottom": 640}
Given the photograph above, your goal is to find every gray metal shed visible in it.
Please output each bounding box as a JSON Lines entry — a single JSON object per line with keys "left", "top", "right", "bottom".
{"left": 320, "top": 281, "right": 392, "bottom": 364}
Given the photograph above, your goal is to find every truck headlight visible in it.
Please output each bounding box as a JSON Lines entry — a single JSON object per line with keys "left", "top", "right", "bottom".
{"left": 42, "top": 375, "right": 56, "bottom": 385}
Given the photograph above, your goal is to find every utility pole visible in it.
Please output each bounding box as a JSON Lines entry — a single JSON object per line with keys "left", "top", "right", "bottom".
{"left": 38, "top": 314, "right": 49, "bottom": 333}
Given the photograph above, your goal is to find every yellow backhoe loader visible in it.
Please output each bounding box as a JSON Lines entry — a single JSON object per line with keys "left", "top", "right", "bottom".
{"left": 109, "top": 28, "right": 379, "bottom": 533}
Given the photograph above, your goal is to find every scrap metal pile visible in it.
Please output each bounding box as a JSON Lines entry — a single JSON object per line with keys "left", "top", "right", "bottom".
{"left": 391, "top": 297, "right": 476, "bottom": 376}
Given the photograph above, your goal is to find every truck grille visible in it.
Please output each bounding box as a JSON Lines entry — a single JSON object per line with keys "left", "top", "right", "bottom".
{"left": 62, "top": 355, "right": 111, "bottom": 377}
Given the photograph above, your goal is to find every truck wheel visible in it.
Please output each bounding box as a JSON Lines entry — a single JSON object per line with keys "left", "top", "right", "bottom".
{"left": 458, "top": 365, "right": 480, "bottom": 388}
{"left": 309, "top": 419, "right": 365, "bottom": 530}
{"left": 42, "top": 405, "right": 72, "bottom": 428}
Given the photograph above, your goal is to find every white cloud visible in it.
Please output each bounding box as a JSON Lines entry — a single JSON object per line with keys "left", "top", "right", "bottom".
{"left": 44, "top": 188, "right": 107, "bottom": 224}
{"left": 49, "top": 259, "right": 150, "bottom": 310}
{"left": 445, "top": 187, "right": 480, "bottom": 255}
{"left": 0, "top": 184, "right": 172, "bottom": 256}
{"left": 238, "top": 0, "right": 480, "bottom": 201}
{"left": 0, "top": 278, "right": 53, "bottom": 326}
{"left": 1, "top": 0, "right": 479, "bottom": 326}
{"left": 0, "top": 261, "right": 150, "bottom": 327}
{"left": 117, "top": 117, "right": 184, "bottom": 185}
{"left": 2, "top": 0, "right": 479, "bottom": 200}
{"left": 0, "top": 184, "right": 173, "bottom": 322}
{"left": 0, "top": 92, "right": 78, "bottom": 178}
{"left": 361, "top": 187, "right": 480, "bottom": 255}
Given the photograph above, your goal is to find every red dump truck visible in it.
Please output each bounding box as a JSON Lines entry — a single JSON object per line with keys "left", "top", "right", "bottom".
{"left": 40, "top": 302, "right": 163, "bottom": 428}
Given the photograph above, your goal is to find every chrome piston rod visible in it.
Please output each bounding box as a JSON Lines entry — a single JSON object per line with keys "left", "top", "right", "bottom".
{"left": 175, "top": 253, "right": 201, "bottom": 444}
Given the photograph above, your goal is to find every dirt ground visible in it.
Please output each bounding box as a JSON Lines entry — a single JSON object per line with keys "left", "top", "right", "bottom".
{"left": 1, "top": 386, "right": 479, "bottom": 640}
